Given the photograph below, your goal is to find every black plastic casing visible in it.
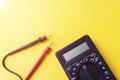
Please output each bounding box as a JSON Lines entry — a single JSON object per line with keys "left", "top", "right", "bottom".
{"left": 56, "top": 35, "right": 116, "bottom": 80}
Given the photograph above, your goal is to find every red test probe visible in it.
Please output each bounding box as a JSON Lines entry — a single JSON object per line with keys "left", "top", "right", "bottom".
{"left": 25, "top": 42, "right": 53, "bottom": 80}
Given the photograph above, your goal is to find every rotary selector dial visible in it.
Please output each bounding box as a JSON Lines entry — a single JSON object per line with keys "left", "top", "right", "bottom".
{"left": 77, "top": 62, "right": 104, "bottom": 80}
{"left": 76, "top": 53, "right": 111, "bottom": 80}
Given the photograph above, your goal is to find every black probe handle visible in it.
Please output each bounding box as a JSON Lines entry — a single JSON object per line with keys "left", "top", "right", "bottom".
{"left": 8, "top": 36, "right": 47, "bottom": 55}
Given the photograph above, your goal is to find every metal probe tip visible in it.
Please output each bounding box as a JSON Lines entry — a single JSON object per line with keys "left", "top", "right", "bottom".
{"left": 47, "top": 34, "right": 52, "bottom": 38}
{"left": 49, "top": 42, "right": 54, "bottom": 47}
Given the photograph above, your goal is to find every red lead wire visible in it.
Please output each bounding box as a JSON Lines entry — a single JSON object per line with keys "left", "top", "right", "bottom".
{"left": 25, "top": 42, "right": 53, "bottom": 80}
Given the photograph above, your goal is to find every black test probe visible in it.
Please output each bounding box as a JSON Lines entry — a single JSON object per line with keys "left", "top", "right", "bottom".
{"left": 2, "top": 35, "right": 51, "bottom": 80}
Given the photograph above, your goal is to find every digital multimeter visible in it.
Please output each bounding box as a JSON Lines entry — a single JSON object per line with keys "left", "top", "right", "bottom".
{"left": 56, "top": 35, "right": 116, "bottom": 80}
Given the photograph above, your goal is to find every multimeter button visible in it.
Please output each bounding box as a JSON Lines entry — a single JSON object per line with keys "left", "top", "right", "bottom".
{"left": 102, "top": 66, "right": 106, "bottom": 70}
{"left": 90, "top": 58, "right": 94, "bottom": 62}
{"left": 73, "top": 68, "right": 77, "bottom": 71}
{"left": 71, "top": 77, "right": 76, "bottom": 80}
{"left": 104, "top": 71, "right": 109, "bottom": 75}
{"left": 75, "top": 63, "right": 80, "bottom": 67}
{"left": 95, "top": 57, "right": 100, "bottom": 62}
{"left": 105, "top": 76, "right": 110, "bottom": 80}
{"left": 91, "top": 53, "right": 96, "bottom": 57}
{"left": 72, "top": 72, "right": 76, "bottom": 75}
{"left": 66, "top": 67, "right": 71, "bottom": 71}
{"left": 80, "top": 60, "right": 83, "bottom": 64}
{"left": 98, "top": 61, "right": 103, "bottom": 66}
{"left": 71, "top": 77, "right": 77, "bottom": 80}
{"left": 84, "top": 58, "right": 89, "bottom": 61}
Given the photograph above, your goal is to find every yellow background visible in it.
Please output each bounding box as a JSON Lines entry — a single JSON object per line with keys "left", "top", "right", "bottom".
{"left": 0, "top": 0, "right": 120, "bottom": 80}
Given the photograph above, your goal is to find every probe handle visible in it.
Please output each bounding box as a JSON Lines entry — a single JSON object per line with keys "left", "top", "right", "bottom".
{"left": 8, "top": 36, "right": 47, "bottom": 55}
{"left": 25, "top": 46, "right": 51, "bottom": 80}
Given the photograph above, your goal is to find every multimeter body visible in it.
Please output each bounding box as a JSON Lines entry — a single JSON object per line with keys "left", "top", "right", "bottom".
{"left": 56, "top": 35, "right": 116, "bottom": 80}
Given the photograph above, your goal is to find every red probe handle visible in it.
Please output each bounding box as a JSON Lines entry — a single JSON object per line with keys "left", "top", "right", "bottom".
{"left": 25, "top": 46, "right": 51, "bottom": 80}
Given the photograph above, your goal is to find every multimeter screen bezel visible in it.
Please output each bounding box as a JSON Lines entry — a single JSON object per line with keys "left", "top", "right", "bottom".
{"left": 56, "top": 35, "right": 97, "bottom": 66}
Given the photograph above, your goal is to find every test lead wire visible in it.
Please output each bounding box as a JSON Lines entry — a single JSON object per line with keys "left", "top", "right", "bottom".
{"left": 2, "top": 54, "right": 23, "bottom": 80}
{"left": 2, "top": 35, "right": 51, "bottom": 80}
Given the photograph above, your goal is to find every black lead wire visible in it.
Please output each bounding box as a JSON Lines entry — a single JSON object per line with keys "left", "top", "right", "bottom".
{"left": 2, "top": 53, "right": 23, "bottom": 80}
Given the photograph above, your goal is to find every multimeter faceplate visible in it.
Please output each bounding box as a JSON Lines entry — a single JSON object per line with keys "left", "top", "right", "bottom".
{"left": 56, "top": 35, "right": 116, "bottom": 80}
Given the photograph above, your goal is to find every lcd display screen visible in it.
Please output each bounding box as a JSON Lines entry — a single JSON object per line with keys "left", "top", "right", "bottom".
{"left": 63, "top": 42, "right": 89, "bottom": 61}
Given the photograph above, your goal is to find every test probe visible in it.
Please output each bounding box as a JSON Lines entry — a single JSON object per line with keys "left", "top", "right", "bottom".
{"left": 25, "top": 42, "right": 53, "bottom": 80}
{"left": 2, "top": 35, "right": 51, "bottom": 80}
